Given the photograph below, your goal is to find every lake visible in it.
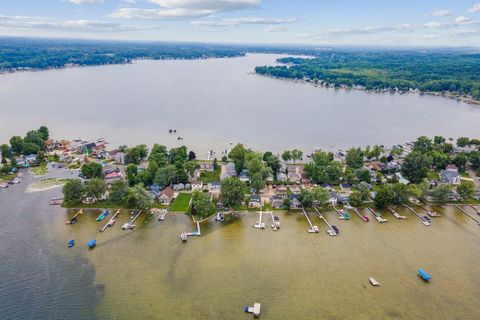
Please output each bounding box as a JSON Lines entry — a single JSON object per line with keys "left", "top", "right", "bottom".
{"left": 1, "top": 54, "right": 480, "bottom": 157}
{"left": 1, "top": 169, "right": 479, "bottom": 319}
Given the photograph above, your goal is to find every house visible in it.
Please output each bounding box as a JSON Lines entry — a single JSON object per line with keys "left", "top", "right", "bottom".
{"left": 270, "top": 195, "right": 286, "bottom": 209}
{"left": 173, "top": 183, "right": 186, "bottom": 191}
{"left": 395, "top": 172, "right": 410, "bottom": 185}
{"left": 15, "top": 157, "right": 27, "bottom": 168}
{"left": 25, "top": 154, "right": 37, "bottom": 164}
{"left": 239, "top": 170, "right": 249, "bottom": 183}
{"left": 191, "top": 180, "right": 203, "bottom": 191}
{"left": 78, "top": 142, "right": 96, "bottom": 154}
{"left": 220, "top": 162, "right": 237, "bottom": 181}
{"left": 328, "top": 191, "right": 338, "bottom": 204}
{"left": 249, "top": 194, "right": 262, "bottom": 208}
{"left": 290, "top": 185, "right": 301, "bottom": 194}
{"left": 114, "top": 152, "right": 126, "bottom": 164}
{"left": 277, "top": 172, "right": 288, "bottom": 182}
{"left": 439, "top": 166, "right": 461, "bottom": 185}
{"left": 208, "top": 182, "right": 221, "bottom": 191}
{"left": 104, "top": 171, "right": 122, "bottom": 182}
{"left": 337, "top": 193, "right": 350, "bottom": 204}
{"left": 289, "top": 194, "right": 301, "bottom": 209}
{"left": 287, "top": 165, "right": 302, "bottom": 183}
{"left": 158, "top": 187, "right": 175, "bottom": 205}
{"left": 276, "top": 185, "right": 287, "bottom": 194}
{"left": 199, "top": 163, "right": 215, "bottom": 172}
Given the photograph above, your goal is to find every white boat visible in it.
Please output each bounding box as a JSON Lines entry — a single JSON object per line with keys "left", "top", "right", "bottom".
{"left": 369, "top": 277, "right": 380, "bottom": 286}
{"left": 180, "top": 232, "right": 188, "bottom": 242}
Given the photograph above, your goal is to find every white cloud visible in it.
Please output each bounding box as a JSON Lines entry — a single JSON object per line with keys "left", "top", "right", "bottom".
{"left": 425, "top": 9, "right": 452, "bottom": 17}
{"left": 468, "top": 3, "right": 480, "bottom": 13}
{"left": 265, "top": 26, "right": 290, "bottom": 32}
{"left": 191, "top": 17, "right": 295, "bottom": 27}
{"left": 67, "top": 0, "right": 104, "bottom": 4}
{"left": 455, "top": 16, "right": 472, "bottom": 23}
{"left": 110, "top": 0, "right": 262, "bottom": 20}
{"left": 0, "top": 15, "right": 151, "bottom": 32}
{"left": 423, "top": 21, "right": 443, "bottom": 28}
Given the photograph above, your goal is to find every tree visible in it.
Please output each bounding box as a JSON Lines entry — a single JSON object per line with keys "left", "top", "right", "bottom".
{"left": 0, "top": 144, "right": 11, "bottom": 159}
{"left": 213, "top": 158, "right": 218, "bottom": 170}
{"left": 349, "top": 191, "right": 363, "bottom": 207}
{"left": 126, "top": 164, "right": 138, "bottom": 186}
{"left": 23, "top": 142, "right": 39, "bottom": 155}
{"left": 36, "top": 150, "right": 46, "bottom": 162}
{"left": 374, "top": 184, "right": 394, "bottom": 208}
{"left": 220, "top": 177, "right": 246, "bottom": 208}
{"left": 281, "top": 150, "right": 292, "bottom": 163}
{"left": 413, "top": 136, "right": 433, "bottom": 153}
{"left": 456, "top": 137, "right": 470, "bottom": 147}
{"left": 149, "top": 144, "right": 168, "bottom": 167}
{"left": 453, "top": 153, "right": 467, "bottom": 171}
{"left": 229, "top": 144, "right": 248, "bottom": 174}
{"left": 109, "top": 180, "right": 129, "bottom": 203}
{"left": 291, "top": 149, "right": 303, "bottom": 164}
{"left": 367, "top": 145, "right": 383, "bottom": 160}
{"left": 188, "top": 151, "right": 196, "bottom": 161}
{"left": 304, "top": 151, "right": 342, "bottom": 185}
{"left": 407, "top": 179, "right": 429, "bottom": 200}
{"left": 191, "top": 191, "right": 215, "bottom": 218}
{"left": 9, "top": 136, "right": 24, "bottom": 155}
{"left": 401, "top": 151, "right": 432, "bottom": 184}
{"left": 85, "top": 178, "right": 106, "bottom": 201}
{"left": 457, "top": 182, "right": 476, "bottom": 200}
{"left": 432, "top": 184, "right": 452, "bottom": 202}
{"left": 345, "top": 147, "right": 364, "bottom": 169}
{"left": 355, "top": 168, "right": 371, "bottom": 183}
{"left": 124, "top": 184, "right": 152, "bottom": 209}
{"left": 184, "top": 160, "right": 200, "bottom": 178}
{"left": 81, "top": 162, "right": 103, "bottom": 179}
{"left": 38, "top": 126, "right": 49, "bottom": 141}
{"left": 154, "top": 165, "right": 177, "bottom": 186}
{"left": 263, "top": 152, "right": 281, "bottom": 179}
{"left": 469, "top": 151, "right": 480, "bottom": 168}
{"left": 245, "top": 152, "right": 271, "bottom": 193}
{"left": 125, "top": 144, "right": 148, "bottom": 165}
{"left": 63, "top": 179, "right": 84, "bottom": 204}
{"left": 391, "top": 183, "right": 409, "bottom": 204}
{"left": 24, "top": 130, "right": 44, "bottom": 149}
{"left": 298, "top": 189, "right": 315, "bottom": 208}
{"left": 431, "top": 151, "right": 450, "bottom": 170}
{"left": 169, "top": 146, "right": 188, "bottom": 165}
{"left": 312, "top": 187, "right": 330, "bottom": 206}
{"left": 355, "top": 181, "right": 370, "bottom": 201}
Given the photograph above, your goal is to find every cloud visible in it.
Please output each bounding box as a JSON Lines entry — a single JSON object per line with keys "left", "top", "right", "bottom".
{"left": 67, "top": 0, "right": 104, "bottom": 4}
{"left": 423, "top": 21, "right": 443, "bottom": 28}
{"left": 425, "top": 9, "right": 452, "bottom": 17}
{"left": 191, "top": 17, "right": 295, "bottom": 27}
{"left": 0, "top": 15, "right": 151, "bottom": 32}
{"left": 110, "top": 0, "right": 262, "bottom": 20}
{"left": 265, "top": 26, "right": 291, "bottom": 32}
{"left": 455, "top": 16, "right": 472, "bottom": 23}
{"left": 468, "top": 3, "right": 480, "bottom": 13}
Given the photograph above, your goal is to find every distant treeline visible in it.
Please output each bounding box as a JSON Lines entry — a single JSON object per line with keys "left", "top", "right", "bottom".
{"left": 255, "top": 51, "right": 480, "bottom": 99}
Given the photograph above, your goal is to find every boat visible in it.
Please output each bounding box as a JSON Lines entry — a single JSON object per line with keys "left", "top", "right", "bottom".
{"left": 331, "top": 225, "right": 340, "bottom": 235}
{"left": 96, "top": 209, "right": 110, "bottom": 221}
{"left": 418, "top": 269, "right": 431, "bottom": 281}
{"left": 106, "top": 218, "right": 115, "bottom": 227}
{"left": 215, "top": 212, "right": 225, "bottom": 222}
{"left": 87, "top": 239, "right": 96, "bottom": 249}
{"left": 244, "top": 303, "right": 261, "bottom": 318}
{"left": 369, "top": 277, "right": 380, "bottom": 286}
{"left": 0, "top": 183, "right": 8, "bottom": 188}
{"left": 180, "top": 232, "right": 188, "bottom": 242}
{"left": 68, "top": 239, "right": 75, "bottom": 247}
{"left": 273, "top": 215, "right": 280, "bottom": 229}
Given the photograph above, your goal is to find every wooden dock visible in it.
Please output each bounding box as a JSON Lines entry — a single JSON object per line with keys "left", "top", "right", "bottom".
{"left": 302, "top": 207, "right": 319, "bottom": 233}
{"left": 388, "top": 207, "right": 407, "bottom": 219}
{"left": 468, "top": 205, "right": 480, "bottom": 215}
{"left": 367, "top": 208, "right": 387, "bottom": 223}
{"left": 122, "top": 210, "right": 142, "bottom": 230}
{"left": 346, "top": 204, "right": 369, "bottom": 222}
{"left": 66, "top": 209, "right": 83, "bottom": 224}
{"left": 100, "top": 209, "right": 120, "bottom": 232}
{"left": 332, "top": 204, "right": 348, "bottom": 220}
{"left": 254, "top": 211, "right": 266, "bottom": 229}
{"left": 403, "top": 205, "right": 430, "bottom": 226}
{"left": 186, "top": 221, "right": 201, "bottom": 237}
{"left": 454, "top": 205, "right": 480, "bottom": 224}
{"left": 313, "top": 206, "right": 337, "bottom": 236}
{"left": 419, "top": 204, "right": 441, "bottom": 217}
{"left": 270, "top": 211, "right": 278, "bottom": 231}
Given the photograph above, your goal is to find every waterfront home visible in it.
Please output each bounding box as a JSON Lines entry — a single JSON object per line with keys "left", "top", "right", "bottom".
{"left": 199, "top": 162, "right": 215, "bottom": 172}
{"left": 15, "top": 157, "right": 28, "bottom": 168}
{"left": 104, "top": 172, "right": 122, "bottom": 182}
{"left": 106, "top": 150, "right": 126, "bottom": 164}
{"left": 173, "top": 183, "right": 186, "bottom": 191}
{"left": 368, "top": 161, "right": 385, "bottom": 171}
{"left": 270, "top": 195, "right": 286, "bottom": 209}
{"left": 220, "top": 162, "right": 237, "bottom": 181}
{"left": 239, "top": 170, "right": 249, "bottom": 183}
{"left": 191, "top": 180, "right": 203, "bottom": 191}
{"left": 78, "top": 142, "right": 97, "bottom": 154}
{"left": 439, "top": 166, "right": 461, "bottom": 185}
{"left": 25, "top": 154, "right": 37, "bottom": 164}
{"left": 249, "top": 194, "right": 262, "bottom": 208}
{"left": 337, "top": 193, "right": 350, "bottom": 204}
{"left": 276, "top": 185, "right": 287, "bottom": 194}
{"left": 158, "top": 187, "right": 175, "bottom": 205}
{"left": 208, "top": 182, "right": 221, "bottom": 191}
{"left": 277, "top": 172, "right": 288, "bottom": 182}
{"left": 290, "top": 184, "right": 301, "bottom": 194}
{"left": 287, "top": 165, "right": 302, "bottom": 183}
{"left": 289, "top": 194, "right": 301, "bottom": 209}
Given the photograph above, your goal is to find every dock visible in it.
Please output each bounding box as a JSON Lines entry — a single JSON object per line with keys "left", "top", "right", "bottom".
{"left": 254, "top": 211, "right": 266, "bottom": 229}
{"left": 345, "top": 204, "right": 369, "bottom": 222}
{"left": 100, "top": 209, "right": 120, "bottom": 232}
{"left": 403, "top": 205, "right": 430, "bottom": 226}
{"left": 122, "top": 210, "right": 142, "bottom": 230}
{"left": 419, "top": 204, "right": 441, "bottom": 217}
{"left": 332, "top": 204, "right": 349, "bottom": 220}
{"left": 158, "top": 209, "right": 167, "bottom": 221}
{"left": 270, "top": 211, "right": 278, "bottom": 231}
{"left": 367, "top": 208, "right": 387, "bottom": 223}
{"left": 468, "top": 205, "right": 480, "bottom": 215}
{"left": 302, "top": 207, "right": 319, "bottom": 233}
{"left": 66, "top": 209, "right": 83, "bottom": 224}
{"left": 454, "top": 205, "right": 480, "bottom": 224}
{"left": 388, "top": 207, "right": 407, "bottom": 219}
{"left": 313, "top": 206, "right": 338, "bottom": 236}
{"left": 186, "top": 221, "right": 201, "bottom": 237}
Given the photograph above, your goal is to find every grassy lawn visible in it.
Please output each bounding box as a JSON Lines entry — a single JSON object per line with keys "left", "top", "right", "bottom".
{"left": 170, "top": 193, "right": 192, "bottom": 212}
{"left": 0, "top": 173, "right": 15, "bottom": 182}
{"left": 199, "top": 167, "right": 221, "bottom": 184}
{"left": 427, "top": 171, "right": 439, "bottom": 180}
{"left": 31, "top": 163, "right": 48, "bottom": 176}
{"left": 68, "top": 162, "right": 81, "bottom": 170}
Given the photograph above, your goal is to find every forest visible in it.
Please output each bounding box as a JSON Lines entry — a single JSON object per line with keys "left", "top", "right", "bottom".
{"left": 255, "top": 50, "right": 480, "bottom": 99}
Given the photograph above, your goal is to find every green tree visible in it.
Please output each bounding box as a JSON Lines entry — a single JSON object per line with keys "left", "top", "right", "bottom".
{"left": 85, "top": 178, "right": 106, "bottom": 201}
{"left": 246, "top": 152, "right": 271, "bottom": 193}
{"left": 109, "top": 180, "right": 129, "bottom": 203}
{"left": 298, "top": 189, "right": 315, "bottom": 208}
{"left": 401, "top": 151, "right": 432, "bottom": 184}
{"left": 23, "top": 142, "right": 39, "bottom": 155}
{"left": 432, "top": 184, "right": 452, "bottom": 202}
{"left": 185, "top": 160, "right": 200, "bottom": 178}
{"left": 38, "top": 126, "right": 49, "bottom": 141}
{"left": 169, "top": 146, "right": 188, "bottom": 165}
{"left": 457, "top": 182, "right": 476, "bottom": 200}
{"left": 281, "top": 150, "right": 292, "bottom": 163}
{"left": 456, "top": 137, "right": 470, "bottom": 147}
{"left": 24, "top": 130, "right": 44, "bottom": 149}
{"left": 374, "top": 184, "right": 394, "bottom": 209}
{"left": 355, "top": 181, "right": 370, "bottom": 201}
{"left": 126, "top": 164, "right": 138, "bottom": 186}
{"left": 229, "top": 144, "right": 248, "bottom": 174}
{"left": 392, "top": 183, "right": 409, "bottom": 204}
{"left": 0, "top": 144, "right": 11, "bottom": 159}
{"left": 191, "top": 191, "right": 215, "bottom": 218}
{"left": 154, "top": 164, "right": 177, "bottom": 186}
{"left": 124, "top": 184, "right": 152, "bottom": 209}
{"left": 63, "top": 179, "right": 84, "bottom": 204}
{"left": 263, "top": 152, "right": 281, "bottom": 179}
{"left": 349, "top": 191, "right": 363, "bottom": 207}
{"left": 453, "top": 153, "right": 467, "bottom": 171}
{"left": 9, "top": 136, "right": 24, "bottom": 155}
{"left": 81, "top": 162, "right": 103, "bottom": 179}
{"left": 291, "top": 149, "right": 303, "bottom": 163}
{"left": 413, "top": 136, "right": 433, "bottom": 153}
{"left": 125, "top": 144, "right": 148, "bottom": 165}
{"left": 149, "top": 144, "right": 168, "bottom": 167}
{"left": 36, "top": 150, "right": 46, "bottom": 162}
{"left": 431, "top": 151, "right": 450, "bottom": 170}
{"left": 345, "top": 147, "right": 365, "bottom": 169}
{"left": 312, "top": 187, "right": 330, "bottom": 206}
{"left": 355, "top": 168, "right": 371, "bottom": 183}
{"left": 220, "top": 177, "right": 246, "bottom": 208}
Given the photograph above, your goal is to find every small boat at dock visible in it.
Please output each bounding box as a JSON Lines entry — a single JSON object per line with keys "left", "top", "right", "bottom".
{"left": 369, "top": 277, "right": 380, "bottom": 286}
{"left": 180, "top": 231, "right": 188, "bottom": 242}
{"left": 96, "top": 209, "right": 110, "bottom": 221}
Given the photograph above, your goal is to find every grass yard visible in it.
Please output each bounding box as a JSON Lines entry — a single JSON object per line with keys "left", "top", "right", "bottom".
{"left": 31, "top": 163, "right": 48, "bottom": 176}
{"left": 199, "top": 167, "right": 221, "bottom": 184}
{"left": 170, "top": 193, "right": 192, "bottom": 212}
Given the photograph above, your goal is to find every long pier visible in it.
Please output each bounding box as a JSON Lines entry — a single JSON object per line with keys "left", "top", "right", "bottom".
{"left": 270, "top": 211, "right": 278, "bottom": 231}
{"left": 332, "top": 204, "right": 348, "bottom": 220}
{"left": 388, "top": 207, "right": 407, "bottom": 219}
{"left": 66, "top": 209, "right": 83, "bottom": 224}
{"left": 454, "top": 205, "right": 480, "bottom": 224}
{"left": 367, "top": 208, "right": 387, "bottom": 223}
{"left": 186, "top": 221, "right": 201, "bottom": 236}
{"left": 468, "top": 205, "right": 480, "bottom": 215}
{"left": 418, "top": 204, "right": 441, "bottom": 217}
{"left": 100, "top": 209, "right": 120, "bottom": 232}
{"left": 122, "top": 210, "right": 142, "bottom": 230}
{"left": 346, "top": 204, "right": 369, "bottom": 222}
{"left": 313, "top": 206, "right": 337, "bottom": 235}
{"left": 302, "top": 207, "right": 319, "bottom": 233}
{"left": 254, "top": 211, "right": 266, "bottom": 229}
{"left": 403, "top": 205, "right": 430, "bottom": 226}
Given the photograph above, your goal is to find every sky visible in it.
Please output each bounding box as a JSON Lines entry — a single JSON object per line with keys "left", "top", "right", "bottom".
{"left": 1, "top": 0, "right": 480, "bottom": 46}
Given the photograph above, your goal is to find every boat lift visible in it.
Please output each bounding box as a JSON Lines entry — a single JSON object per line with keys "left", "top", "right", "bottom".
{"left": 254, "top": 211, "right": 266, "bottom": 229}
{"left": 388, "top": 207, "right": 407, "bottom": 219}
{"left": 345, "top": 203, "right": 369, "bottom": 222}
{"left": 302, "top": 207, "right": 319, "bottom": 233}
{"left": 313, "top": 206, "right": 338, "bottom": 236}
{"left": 403, "top": 205, "right": 430, "bottom": 226}
{"left": 100, "top": 209, "right": 120, "bottom": 232}
{"left": 367, "top": 208, "right": 387, "bottom": 223}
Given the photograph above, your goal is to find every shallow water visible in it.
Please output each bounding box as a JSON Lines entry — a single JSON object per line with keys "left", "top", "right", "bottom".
{"left": 2, "top": 169, "right": 478, "bottom": 319}
{"left": 1, "top": 54, "right": 480, "bottom": 155}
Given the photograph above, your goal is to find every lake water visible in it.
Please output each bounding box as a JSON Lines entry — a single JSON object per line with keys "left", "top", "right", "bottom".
{"left": 1, "top": 54, "right": 480, "bottom": 156}
{"left": 1, "top": 169, "right": 479, "bottom": 319}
